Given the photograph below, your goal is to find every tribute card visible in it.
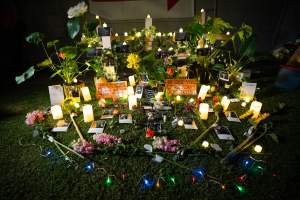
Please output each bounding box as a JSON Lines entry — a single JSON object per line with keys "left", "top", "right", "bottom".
{"left": 240, "top": 82, "right": 257, "bottom": 101}
{"left": 226, "top": 111, "right": 241, "bottom": 123}
{"left": 183, "top": 117, "right": 198, "bottom": 130}
{"left": 219, "top": 71, "right": 229, "bottom": 81}
{"left": 101, "top": 109, "right": 114, "bottom": 119}
{"left": 119, "top": 113, "right": 133, "bottom": 124}
{"left": 95, "top": 81, "right": 127, "bottom": 101}
{"left": 52, "top": 120, "right": 70, "bottom": 132}
{"left": 135, "top": 85, "right": 144, "bottom": 99}
{"left": 214, "top": 125, "right": 235, "bottom": 141}
{"left": 165, "top": 79, "right": 197, "bottom": 96}
{"left": 48, "top": 85, "right": 64, "bottom": 106}
{"left": 88, "top": 120, "right": 106, "bottom": 134}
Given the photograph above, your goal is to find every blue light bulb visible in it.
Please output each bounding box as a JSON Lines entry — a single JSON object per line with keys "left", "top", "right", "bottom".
{"left": 192, "top": 167, "right": 206, "bottom": 178}
{"left": 84, "top": 161, "right": 94, "bottom": 173}
{"left": 242, "top": 158, "right": 254, "bottom": 169}
{"left": 142, "top": 177, "right": 154, "bottom": 189}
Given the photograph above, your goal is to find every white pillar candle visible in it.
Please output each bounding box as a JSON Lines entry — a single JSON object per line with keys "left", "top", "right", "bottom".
{"left": 145, "top": 14, "right": 152, "bottom": 29}
{"left": 51, "top": 105, "right": 63, "bottom": 120}
{"left": 221, "top": 96, "right": 230, "bottom": 111}
{"left": 128, "top": 95, "right": 137, "bottom": 110}
{"left": 128, "top": 75, "right": 135, "bottom": 86}
{"left": 199, "top": 103, "right": 209, "bottom": 120}
{"left": 198, "top": 85, "right": 210, "bottom": 100}
{"left": 82, "top": 104, "right": 94, "bottom": 123}
{"left": 127, "top": 86, "right": 135, "bottom": 96}
{"left": 250, "top": 101, "right": 262, "bottom": 119}
{"left": 81, "top": 87, "right": 91, "bottom": 102}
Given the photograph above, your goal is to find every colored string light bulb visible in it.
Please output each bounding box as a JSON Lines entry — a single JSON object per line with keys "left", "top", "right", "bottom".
{"left": 237, "top": 175, "right": 246, "bottom": 183}
{"left": 192, "top": 175, "right": 197, "bottom": 184}
{"left": 242, "top": 158, "right": 254, "bottom": 169}
{"left": 156, "top": 179, "right": 160, "bottom": 188}
{"left": 143, "top": 177, "right": 154, "bottom": 189}
{"left": 105, "top": 176, "right": 112, "bottom": 186}
{"left": 168, "top": 176, "right": 176, "bottom": 185}
{"left": 235, "top": 184, "right": 246, "bottom": 193}
{"left": 221, "top": 184, "right": 226, "bottom": 190}
{"left": 44, "top": 148, "right": 54, "bottom": 158}
{"left": 192, "top": 167, "right": 205, "bottom": 179}
{"left": 84, "top": 161, "right": 94, "bottom": 173}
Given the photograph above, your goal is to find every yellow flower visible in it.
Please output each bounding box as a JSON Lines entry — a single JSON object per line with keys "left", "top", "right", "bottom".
{"left": 127, "top": 53, "right": 141, "bottom": 70}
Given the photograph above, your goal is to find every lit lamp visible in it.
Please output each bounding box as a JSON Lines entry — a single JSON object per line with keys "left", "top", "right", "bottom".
{"left": 221, "top": 96, "right": 230, "bottom": 111}
{"left": 199, "top": 103, "right": 209, "bottom": 120}
{"left": 83, "top": 104, "right": 94, "bottom": 123}
{"left": 145, "top": 14, "right": 152, "bottom": 29}
{"left": 250, "top": 101, "right": 262, "bottom": 119}
{"left": 128, "top": 75, "right": 135, "bottom": 86}
{"left": 81, "top": 87, "right": 91, "bottom": 102}
{"left": 128, "top": 95, "right": 137, "bottom": 110}
{"left": 198, "top": 85, "right": 210, "bottom": 100}
{"left": 51, "top": 105, "right": 63, "bottom": 120}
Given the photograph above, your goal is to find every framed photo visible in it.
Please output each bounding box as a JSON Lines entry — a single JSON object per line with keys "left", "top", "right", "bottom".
{"left": 119, "top": 114, "right": 133, "bottom": 124}
{"left": 101, "top": 109, "right": 114, "bottom": 119}
{"left": 214, "top": 125, "right": 235, "bottom": 141}
{"left": 135, "top": 85, "right": 144, "bottom": 99}
{"left": 226, "top": 111, "right": 241, "bottom": 123}
{"left": 88, "top": 120, "right": 106, "bottom": 134}
{"left": 52, "top": 120, "right": 70, "bottom": 132}
{"left": 183, "top": 117, "right": 198, "bottom": 130}
{"left": 219, "top": 71, "right": 229, "bottom": 82}
{"left": 140, "top": 73, "right": 149, "bottom": 85}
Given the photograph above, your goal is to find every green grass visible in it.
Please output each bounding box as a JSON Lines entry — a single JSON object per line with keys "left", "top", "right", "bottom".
{"left": 1, "top": 74, "right": 300, "bottom": 200}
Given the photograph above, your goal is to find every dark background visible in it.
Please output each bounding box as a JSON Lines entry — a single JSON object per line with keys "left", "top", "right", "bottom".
{"left": 0, "top": 0, "right": 299, "bottom": 84}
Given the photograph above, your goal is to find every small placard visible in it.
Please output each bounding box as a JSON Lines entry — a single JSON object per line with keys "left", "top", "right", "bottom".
{"left": 52, "top": 120, "right": 70, "bottom": 132}
{"left": 226, "top": 111, "right": 241, "bottom": 123}
{"left": 97, "top": 27, "right": 111, "bottom": 36}
{"left": 95, "top": 81, "right": 127, "bottom": 101}
{"left": 145, "top": 88, "right": 155, "bottom": 103}
{"left": 48, "top": 85, "right": 64, "bottom": 106}
{"left": 119, "top": 114, "right": 133, "bottom": 124}
{"left": 88, "top": 120, "right": 106, "bottom": 134}
{"left": 214, "top": 125, "right": 235, "bottom": 141}
{"left": 102, "top": 36, "right": 111, "bottom": 49}
{"left": 175, "top": 32, "right": 187, "bottom": 41}
{"left": 101, "top": 109, "right": 114, "bottom": 119}
{"left": 219, "top": 71, "right": 229, "bottom": 81}
{"left": 165, "top": 79, "right": 197, "bottom": 96}
{"left": 183, "top": 118, "right": 198, "bottom": 130}
{"left": 240, "top": 82, "right": 257, "bottom": 101}
{"left": 135, "top": 85, "right": 144, "bottom": 99}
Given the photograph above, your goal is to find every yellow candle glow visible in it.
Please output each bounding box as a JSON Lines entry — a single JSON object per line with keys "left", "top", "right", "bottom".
{"left": 254, "top": 145, "right": 263, "bottom": 153}
{"left": 202, "top": 140, "right": 209, "bottom": 148}
{"left": 81, "top": 87, "right": 91, "bottom": 102}
{"left": 82, "top": 104, "right": 94, "bottom": 123}
{"left": 135, "top": 32, "right": 141, "bottom": 38}
{"left": 198, "top": 85, "right": 210, "bottom": 100}
{"left": 155, "top": 92, "right": 164, "bottom": 101}
{"left": 199, "top": 103, "right": 209, "bottom": 120}
{"left": 128, "top": 75, "right": 135, "bottom": 86}
{"left": 115, "top": 33, "right": 119, "bottom": 37}
{"left": 145, "top": 14, "right": 152, "bottom": 29}
{"left": 95, "top": 15, "right": 99, "bottom": 20}
{"left": 177, "top": 119, "right": 184, "bottom": 126}
{"left": 99, "top": 98, "right": 106, "bottom": 108}
{"left": 156, "top": 32, "right": 162, "bottom": 37}
{"left": 128, "top": 95, "right": 137, "bottom": 110}
{"left": 127, "top": 86, "right": 135, "bottom": 96}
{"left": 124, "top": 32, "right": 128, "bottom": 37}
{"left": 51, "top": 105, "right": 63, "bottom": 120}
{"left": 179, "top": 28, "right": 183, "bottom": 33}
{"left": 103, "top": 23, "right": 107, "bottom": 28}
{"left": 221, "top": 96, "right": 230, "bottom": 111}
{"left": 176, "top": 95, "right": 181, "bottom": 102}
{"left": 250, "top": 101, "right": 262, "bottom": 119}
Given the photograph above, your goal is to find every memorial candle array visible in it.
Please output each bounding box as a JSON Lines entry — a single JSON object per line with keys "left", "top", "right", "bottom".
{"left": 51, "top": 105, "right": 63, "bottom": 120}
{"left": 199, "top": 103, "right": 209, "bottom": 120}
{"left": 83, "top": 104, "right": 94, "bottom": 123}
{"left": 81, "top": 87, "right": 91, "bottom": 102}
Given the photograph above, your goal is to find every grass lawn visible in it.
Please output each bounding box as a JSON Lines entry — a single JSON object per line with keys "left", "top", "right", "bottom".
{"left": 1, "top": 73, "right": 300, "bottom": 200}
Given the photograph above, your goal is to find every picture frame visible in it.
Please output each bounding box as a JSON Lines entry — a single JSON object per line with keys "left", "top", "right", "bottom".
{"left": 88, "top": 120, "right": 106, "bottom": 134}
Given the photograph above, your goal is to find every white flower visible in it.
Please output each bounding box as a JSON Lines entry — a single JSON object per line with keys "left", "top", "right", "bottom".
{"left": 67, "top": 1, "right": 88, "bottom": 19}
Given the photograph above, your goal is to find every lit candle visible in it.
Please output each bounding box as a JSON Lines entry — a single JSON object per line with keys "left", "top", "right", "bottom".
{"left": 103, "top": 23, "right": 107, "bottom": 28}
{"left": 81, "top": 87, "right": 91, "bottom": 102}
{"left": 128, "top": 75, "right": 135, "bottom": 86}
{"left": 198, "top": 85, "right": 210, "bottom": 100}
{"left": 202, "top": 140, "right": 209, "bottom": 148}
{"left": 99, "top": 98, "right": 106, "bottom": 108}
{"left": 250, "top": 101, "right": 262, "bottom": 119}
{"left": 82, "top": 104, "right": 94, "bottom": 123}
{"left": 221, "top": 96, "right": 230, "bottom": 111}
{"left": 135, "top": 32, "right": 141, "bottom": 38}
{"left": 179, "top": 28, "right": 183, "bottom": 33}
{"left": 51, "top": 105, "right": 63, "bottom": 120}
{"left": 254, "top": 145, "right": 263, "bottom": 153}
{"left": 127, "top": 86, "right": 135, "bottom": 96}
{"left": 128, "top": 95, "right": 137, "bottom": 110}
{"left": 115, "top": 33, "right": 119, "bottom": 37}
{"left": 176, "top": 95, "right": 181, "bottom": 102}
{"left": 200, "top": 9, "right": 206, "bottom": 25}
{"left": 95, "top": 15, "right": 99, "bottom": 20}
{"left": 226, "top": 31, "right": 230, "bottom": 35}
{"left": 177, "top": 119, "right": 184, "bottom": 126}
{"left": 145, "top": 14, "right": 152, "bottom": 29}
{"left": 199, "top": 103, "right": 209, "bottom": 120}
{"left": 124, "top": 32, "right": 128, "bottom": 37}
{"left": 155, "top": 92, "right": 164, "bottom": 101}
{"left": 156, "top": 32, "right": 162, "bottom": 37}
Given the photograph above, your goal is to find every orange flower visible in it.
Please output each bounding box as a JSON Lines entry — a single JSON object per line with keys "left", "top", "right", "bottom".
{"left": 166, "top": 67, "right": 174, "bottom": 76}
{"left": 58, "top": 51, "right": 66, "bottom": 59}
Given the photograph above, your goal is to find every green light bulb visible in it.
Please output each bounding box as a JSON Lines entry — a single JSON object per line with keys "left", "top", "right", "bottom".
{"left": 105, "top": 177, "right": 112, "bottom": 186}
{"left": 236, "top": 184, "right": 246, "bottom": 193}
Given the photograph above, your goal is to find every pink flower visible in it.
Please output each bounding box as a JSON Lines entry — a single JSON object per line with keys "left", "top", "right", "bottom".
{"left": 72, "top": 140, "right": 94, "bottom": 155}
{"left": 25, "top": 110, "right": 45, "bottom": 126}
{"left": 93, "top": 133, "right": 121, "bottom": 147}
{"left": 152, "top": 136, "right": 180, "bottom": 152}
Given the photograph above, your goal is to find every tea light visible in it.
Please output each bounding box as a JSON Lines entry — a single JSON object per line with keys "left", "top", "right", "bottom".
{"left": 201, "top": 140, "right": 209, "bottom": 148}
{"left": 124, "top": 32, "right": 128, "bottom": 37}
{"left": 177, "top": 119, "right": 184, "bottom": 126}
{"left": 221, "top": 96, "right": 230, "bottom": 111}
{"left": 115, "top": 33, "right": 119, "bottom": 37}
{"left": 99, "top": 98, "right": 106, "bottom": 108}
{"left": 81, "top": 87, "right": 91, "bottom": 102}
{"left": 241, "top": 102, "right": 247, "bottom": 107}
{"left": 127, "top": 86, "right": 135, "bottom": 96}
{"left": 128, "top": 95, "right": 137, "bottom": 110}
{"left": 95, "top": 15, "right": 99, "bottom": 20}
{"left": 254, "top": 145, "right": 263, "bottom": 153}
{"left": 179, "top": 27, "right": 183, "bottom": 33}
{"left": 176, "top": 95, "right": 181, "bottom": 102}
{"left": 128, "top": 75, "right": 135, "bottom": 86}
{"left": 103, "top": 23, "right": 107, "bottom": 28}
{"left": 199, "top": 103, "right": 209, "bottom": 120}
{"left": 189, "top": 98, "right": 195, "bottom": 103}
{"left": 51, "top": 105, "right": 63, "bottom": 120}
{"left": 145, "top": 14, "right": 152, "bottom": 29}
{"left": 198, "top": 85, "right": 210, "bottom": 100}
{"left": 155, "top": 92, "right": 164, "bottom": 101}
{"left": 250, "top": 101, "right": 262, "bottom": 119}
{"left": 83, "top": 104, "right": 94, "bottom": 123}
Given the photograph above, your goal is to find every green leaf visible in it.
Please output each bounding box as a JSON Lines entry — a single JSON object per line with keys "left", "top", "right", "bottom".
{"left": 67, "top": 17, "right": 80, "bottom": 39}
{"left": 212, "top": 64, "right": 225, "bottom": 71}
{"left": 50, "top": 70, "right": 62, "bottom": 79}
{"left": 47, "top": 40, "right": 59, "bottom": 48}
{"left": 59, "top": 46, "right": 77, "bottom": 59}
{"left": 37, "top": 59, "right": 52, "bottom": 67}
{"left": 268, "top": 133, "right": 279, "bottom": 143}
{"left": 240, "top": 35, "right": 256, "bottom": 59}
{"left": 15, "top": 66, "right": 35, "bottom": 84}
{"left": 25, "top": 32, "right": 43, "bottom": 45}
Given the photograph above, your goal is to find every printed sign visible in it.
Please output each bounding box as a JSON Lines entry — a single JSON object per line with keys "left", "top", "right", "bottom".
{"left": 95, "top": 81, "right": 127, "bottom": 101}
{"left": 165, "top": 79, "right": 197, "bottom": 96}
